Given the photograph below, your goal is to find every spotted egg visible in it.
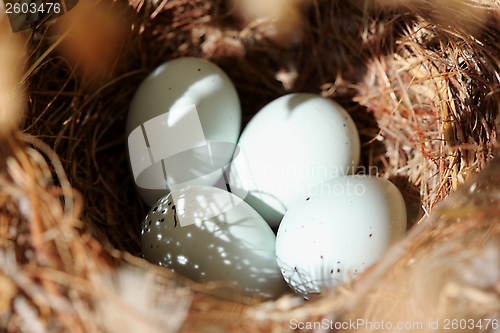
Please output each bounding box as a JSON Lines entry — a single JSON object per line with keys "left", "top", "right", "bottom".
{"left": 275, "top": 176, "right": 407, "bottom": 297}
{"left": 141, "top": 186, "right": 288, "bottom": 300}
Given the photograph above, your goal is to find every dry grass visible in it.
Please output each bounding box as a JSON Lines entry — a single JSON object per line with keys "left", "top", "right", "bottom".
{"left": 1, "top": 0, "right": 500, "bottom": 331}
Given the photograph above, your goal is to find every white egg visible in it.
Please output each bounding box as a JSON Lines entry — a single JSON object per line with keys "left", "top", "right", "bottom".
{"left": 275, "top": 176, "right": 407, "bottom": 297}
{"left": 127, "top": 57, "right": 241, "bottom": 207}
{"left": 229, "top": 93, "right": 360, "bottom": 227}
{"left": 141, "top": 186, "right": 288, "bottom": 300}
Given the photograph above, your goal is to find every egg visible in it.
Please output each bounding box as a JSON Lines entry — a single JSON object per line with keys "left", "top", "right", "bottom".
{"left": 127, "top": 57, "right": 241, "bottom": 207}
{"left": 229, "top": 93, "right": 360, "bottom": 227}
{"left": 275, "top": 176, "right": 407, "bottom": 297}
{"left": 141, "top": 186, "right": 288, "bottom": 300}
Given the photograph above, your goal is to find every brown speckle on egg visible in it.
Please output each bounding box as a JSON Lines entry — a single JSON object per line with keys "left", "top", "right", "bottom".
{"left": 173, "top": 213, "right": 178, "bottom": 227}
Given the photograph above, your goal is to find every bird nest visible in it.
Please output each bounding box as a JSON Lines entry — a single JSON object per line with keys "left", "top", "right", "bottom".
{"left": 1, "top": 0, "right": 500, "bottom": 332}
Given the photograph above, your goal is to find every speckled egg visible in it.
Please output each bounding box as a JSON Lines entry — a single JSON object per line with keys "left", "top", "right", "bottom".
{"left": 127, "top": 57, "right": 241, "bottom": 207}
{"left": 275, "top": 176, "right": 407, "bottom": 297}
{"left": 141, "top": 186, "right": 288, "bottom": 300}
{"left": 229, "top": 93, "right": 360, "bottom": 228}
